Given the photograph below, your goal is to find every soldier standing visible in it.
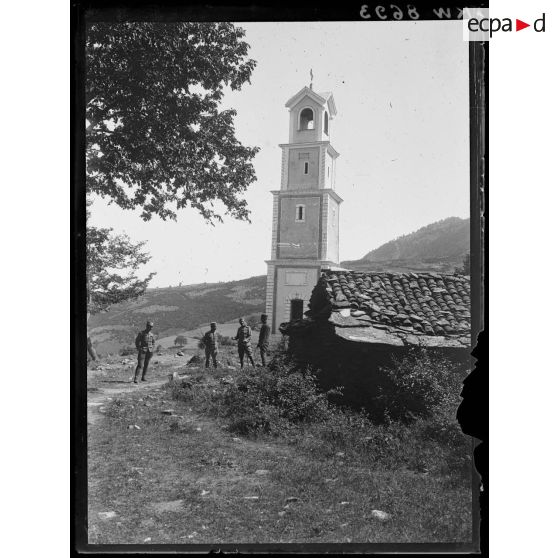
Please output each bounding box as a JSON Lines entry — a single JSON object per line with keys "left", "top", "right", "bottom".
{"left": 203, "top": 322, "right": 219, "bottom": 368}
{"left": 256, "top": 314, "right": 271, "bottom": 366}
{"left": 134, "top": 321, "right": 155, "bottom": 383}
{"left": 233, "top": 318, "right": 255, "bottom": 368}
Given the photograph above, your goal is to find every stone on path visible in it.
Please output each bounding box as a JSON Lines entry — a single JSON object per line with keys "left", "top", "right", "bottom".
{"left": 243, "top": 496, "right": 259, "bottom": 501}
{"left": 98, "top": 511, "right": 117, "bottom": 520}
{"left": 162, "top": 409, "right": 175, "bottom": 415}
{"left": 285, "top": 496, "right": 299, "bottom": 503}
{"left": 254, "top": 469, "right": 270, "bottom": 476}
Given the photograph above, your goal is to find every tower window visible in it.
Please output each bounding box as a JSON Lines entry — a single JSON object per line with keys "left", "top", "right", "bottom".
{"left": 304, "top": 161, "right": 309, "bottom": 175}
{"left": 295, "top": 204, "right": 305, "bottom": 222}
{"left": 324, "top": 111, "right": 329, "bottom": 135}
{"left": 299, "top": 108, "right": 314, "bottom": 130}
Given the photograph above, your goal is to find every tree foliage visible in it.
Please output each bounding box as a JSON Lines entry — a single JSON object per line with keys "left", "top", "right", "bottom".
{"left": 86, "top": 22, "right": 259, "bottom": 223}
{"left": 87, "top": 220, "right": 156, "bottom": 315}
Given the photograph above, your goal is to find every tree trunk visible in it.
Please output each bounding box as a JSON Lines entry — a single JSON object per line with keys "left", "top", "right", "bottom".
{"left": 87, "top": 336, "right": 98, "bottom": 361}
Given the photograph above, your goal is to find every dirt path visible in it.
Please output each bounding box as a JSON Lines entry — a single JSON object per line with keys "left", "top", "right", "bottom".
{"left": 87, "top": 379, "right": 171, "bottom": 425}
{"left": 87, "top": 353, "right": 194, "bottom": 426}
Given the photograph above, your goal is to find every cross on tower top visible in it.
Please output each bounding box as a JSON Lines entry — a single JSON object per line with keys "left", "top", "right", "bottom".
{"left": 309, "top": 69, "right": 314, "bottom": 90}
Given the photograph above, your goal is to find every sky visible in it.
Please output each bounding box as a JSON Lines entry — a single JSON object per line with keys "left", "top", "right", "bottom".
{"left": 88, "top": 21, "right": 470, "bottom": 288}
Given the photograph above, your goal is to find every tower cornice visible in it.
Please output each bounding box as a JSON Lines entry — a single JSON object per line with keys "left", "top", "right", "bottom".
{"left": 279, "top": 141, "right": 340, "bottom": 159}
{"left": 270, "top": 188, "right": 343, "bottom": 204}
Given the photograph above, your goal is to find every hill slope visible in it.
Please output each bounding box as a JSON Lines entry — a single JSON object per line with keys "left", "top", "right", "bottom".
{"left": 341, "top": 217, "right": 469, "bottom": 273}
{"left": 88, "top": 275, "right": 266, "bottom": 356}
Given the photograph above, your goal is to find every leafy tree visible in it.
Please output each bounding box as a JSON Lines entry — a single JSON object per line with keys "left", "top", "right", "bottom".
{"left": 86, "top": 22, "right": 259, "bottom": 224}
{"left": 87, "top": 226, "right": 155, "bottom": 316}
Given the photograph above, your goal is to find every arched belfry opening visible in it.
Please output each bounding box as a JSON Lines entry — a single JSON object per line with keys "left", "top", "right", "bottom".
{"left": 299, "top": 108, "right": 314, "bottom": 130}
{"left": 324, "top": 111, "right": 329, "bottom": 135}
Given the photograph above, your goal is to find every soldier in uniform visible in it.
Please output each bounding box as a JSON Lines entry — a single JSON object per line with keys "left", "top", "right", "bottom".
{"left": 256, "top": 314, "right": 271, "bottom": 366}
{"left": 203, "top": 322, "right": 219, "bottom": 368}
{"left": 233, "top": 318, "right": 255, "bottom": 368}
{"left": 134, "top": 321, "right": 155, "bottom": 383}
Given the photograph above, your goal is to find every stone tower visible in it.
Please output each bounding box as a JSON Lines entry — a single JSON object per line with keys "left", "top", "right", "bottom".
{"left": 265, "top": 86, "right": 343, "bottom": 333}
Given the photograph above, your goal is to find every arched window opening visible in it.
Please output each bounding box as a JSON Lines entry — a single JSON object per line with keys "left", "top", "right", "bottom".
{"left": 300, "top": 108, "right": 314, "bottom": 130}
{"left": 324, "top": 111, "right": 329, "bottom": 135}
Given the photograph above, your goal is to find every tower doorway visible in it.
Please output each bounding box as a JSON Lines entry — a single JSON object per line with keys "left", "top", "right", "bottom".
{"left": 290, "top": 299, "right": 304, "bottom": 321}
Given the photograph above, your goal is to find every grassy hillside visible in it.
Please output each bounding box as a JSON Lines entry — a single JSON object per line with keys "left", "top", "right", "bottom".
{"left": 89, "top": 275, "right": 266, "bottom": 356}
{"left": 342, "top": 217, "right": 469, "bottom": 273}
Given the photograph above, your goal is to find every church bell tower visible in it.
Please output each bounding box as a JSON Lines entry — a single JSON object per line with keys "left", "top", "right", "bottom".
{"left": 265, "top": 85, "right": 343, "bottom": 333}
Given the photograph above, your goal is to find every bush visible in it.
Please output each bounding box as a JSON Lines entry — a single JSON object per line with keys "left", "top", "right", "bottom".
{"left": 217, "top": 334, "right": 235, "bottom": 346}
{"left": 379, "top": 348, "right": 467, "bottom": 422}
{"left": 195, "top": 355, "right": 336, "bottom": 436}
{"left": 120, "top": 346, "right": 136, "bottom": 356}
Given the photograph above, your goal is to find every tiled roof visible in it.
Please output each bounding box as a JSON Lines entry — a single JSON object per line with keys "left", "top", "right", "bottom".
{"left": 311, "top": 270, "right": 471, "bottom": 348}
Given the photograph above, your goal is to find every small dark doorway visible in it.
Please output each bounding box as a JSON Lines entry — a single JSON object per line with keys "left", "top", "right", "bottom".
{"left": 290, "top": 299, "right": 304, "bottom": 321}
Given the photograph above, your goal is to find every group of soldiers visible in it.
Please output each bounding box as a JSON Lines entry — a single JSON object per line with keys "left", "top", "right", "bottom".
{"left": 133, "top": 315, "right": 271, "bottom": 383}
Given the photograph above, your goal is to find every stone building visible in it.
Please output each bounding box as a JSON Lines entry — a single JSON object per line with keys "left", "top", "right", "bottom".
{"left": 265, "top": 85, "right": 344, "bottom": 333}
{"left": 280, "top": 270, "right": 471, "bottom": 413}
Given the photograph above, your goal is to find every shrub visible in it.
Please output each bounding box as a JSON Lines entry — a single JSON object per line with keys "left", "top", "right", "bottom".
{"left": 120, "top": 346, "right": 136, "bottom": 356}
{"left": 379, "top": 348, "right": 467, "bottom": 422}
{"left": 197, "top": 355, "right": 335, "bottom": 436}
{"left": 174, "top": 335, "right": 188, "bottom": 346}
{"left": 217, "top": 334, "right": 235, "bottom": 346}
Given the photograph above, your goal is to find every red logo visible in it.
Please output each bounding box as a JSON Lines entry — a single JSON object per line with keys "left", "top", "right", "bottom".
{"left": 516, "top": 19, "right": 531, "bottom": 32}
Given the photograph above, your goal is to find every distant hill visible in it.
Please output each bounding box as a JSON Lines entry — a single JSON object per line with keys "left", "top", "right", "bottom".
{"left": 341, "top": 217, "right": 470, "bottom": 273}
{"left": 88, "top": 275, "right": 266, "bottom": 356}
